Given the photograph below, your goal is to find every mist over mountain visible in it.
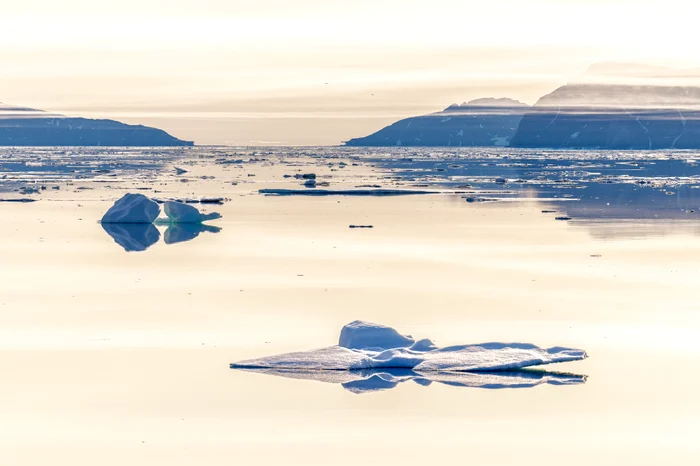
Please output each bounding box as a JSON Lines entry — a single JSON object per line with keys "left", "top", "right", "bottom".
{"left": 347, "top": 63, "right": 700, "bottom": 149}
{"left": 510, "top": 63, "right": 700, "bottom": 149}
{"left": 0, "top": 103, "right": 193, "bottom": 147}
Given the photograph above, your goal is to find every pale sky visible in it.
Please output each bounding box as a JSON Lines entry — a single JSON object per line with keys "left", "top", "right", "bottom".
{"left": 2, "top": 0, "right": 699, "bottom": 145}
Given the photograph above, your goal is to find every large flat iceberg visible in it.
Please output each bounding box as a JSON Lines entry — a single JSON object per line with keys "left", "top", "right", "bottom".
{"left": 231, "top": 321, "right": 587, "bottom": 372}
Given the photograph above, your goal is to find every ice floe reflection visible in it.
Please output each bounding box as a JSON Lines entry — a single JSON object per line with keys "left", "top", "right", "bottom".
{"left": 234, "top": 368, "right": 587, "bottom": 394}
{"left": 102, "top": 221, "right": 221, "bottom": 252}
{"left": 163, "top": 223, "right": 221, "bottom": 245}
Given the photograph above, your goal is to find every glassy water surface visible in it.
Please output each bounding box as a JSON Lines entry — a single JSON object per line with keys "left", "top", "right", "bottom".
{"left": 1, "top": 147, "right": 699, "bottom": 465}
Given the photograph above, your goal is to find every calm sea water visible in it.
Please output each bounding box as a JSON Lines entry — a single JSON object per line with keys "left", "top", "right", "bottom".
{"left": 1, "top": 147, "right": 699, "bottom": 465}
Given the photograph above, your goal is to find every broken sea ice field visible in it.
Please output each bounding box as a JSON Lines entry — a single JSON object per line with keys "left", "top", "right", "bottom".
{"left": 231, "top": 321, "right": 587, "bottom": 377}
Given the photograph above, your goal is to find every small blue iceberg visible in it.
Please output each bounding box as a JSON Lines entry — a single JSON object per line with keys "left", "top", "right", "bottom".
{"left": 100, "top": 194, "right": 221, "bottom": 252}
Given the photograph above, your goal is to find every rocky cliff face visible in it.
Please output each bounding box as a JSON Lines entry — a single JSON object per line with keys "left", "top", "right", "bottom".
{"left": 345, "top": 98, "right": 529, "bottom": 147}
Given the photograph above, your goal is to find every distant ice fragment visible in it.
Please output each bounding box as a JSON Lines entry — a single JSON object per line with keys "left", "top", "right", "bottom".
{"left": 0, "top": 198, "right": 37, "bottom": 203}
{"left": 260, "top": 188, "right": 437, "bottom": 196}
{"left": 231, "top": 321, "right": 587, "bottom": 372}
{"left": 200, "top": 197, "right": 224, "bottom": 204}
{"left": 160, "top": 201, "right": 221, "bottom": 224}
{"left": 19, "top": 186, "right": 41, "bottom": 195}
{"left": 101, "top": 193, "right": 160, "bottom": 224}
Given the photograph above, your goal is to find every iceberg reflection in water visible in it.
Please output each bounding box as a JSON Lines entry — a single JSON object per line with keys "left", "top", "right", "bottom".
{"left": 102, "top": 222, "right": 221, "bottom": 252}
{"left": 99, "top": 194, "right": 222, "bottom": 252}
{"left": 163, "top": 223, "right": 222, "bottom": 245}
{"left": 101, "top": 223, "right": 161, "bottom": 252}
{"left": 233, "top": 368, "right": 587, "bottom": 394}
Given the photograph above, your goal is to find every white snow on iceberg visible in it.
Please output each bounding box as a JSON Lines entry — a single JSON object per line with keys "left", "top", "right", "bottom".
{"left": 157, "top": 201, "right": 221, "bottom": 224}
{"left": 101, "top": 193, "right": 160, "bottom": 224}
{"left": 231, "top": 321, "right": 587, "bottom": 372}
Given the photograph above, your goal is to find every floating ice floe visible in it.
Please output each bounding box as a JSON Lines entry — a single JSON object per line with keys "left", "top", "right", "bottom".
{"left": 200, "top": 197, "right": 225, "bottom": 204}
{"left": 231, "top": 320, "right": 587, "bottom": 372}
{"left": 0, "top": 198, "right": 37, "bottom": 203}
{"left": 156, "top": 201, "right": 221, "bottom": 224}
{"left": 100, "top": 194, "right": 222, "bottom": 251}
{"left": 259, "top": 188, "right": 438, "bottom": 196}
{"left": 101, "top": 193, "right": 160, "bottom": 224}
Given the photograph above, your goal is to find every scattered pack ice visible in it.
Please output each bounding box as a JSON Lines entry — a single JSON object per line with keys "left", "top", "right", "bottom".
{"left": 231, "top": 321, "right": 587, "bottom": 372}
{"left": 101, "top": 193, "right": 160, "bottom": 224}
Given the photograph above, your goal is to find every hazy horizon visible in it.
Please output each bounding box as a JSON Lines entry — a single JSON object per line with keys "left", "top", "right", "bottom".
{"left": 3, "top": 0, "right": 700, "bottom": 145}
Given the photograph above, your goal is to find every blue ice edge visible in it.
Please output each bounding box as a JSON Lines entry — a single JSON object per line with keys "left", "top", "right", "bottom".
{"left": 230, "top": 321, "right": 588, "bottom": 391}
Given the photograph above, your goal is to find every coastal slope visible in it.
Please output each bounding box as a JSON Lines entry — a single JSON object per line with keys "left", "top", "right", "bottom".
{"left": 345, "top": 98, "right": 529, "bottom": 147}
{"left": 0, "top": 103, "right": 193, "bottom": 146}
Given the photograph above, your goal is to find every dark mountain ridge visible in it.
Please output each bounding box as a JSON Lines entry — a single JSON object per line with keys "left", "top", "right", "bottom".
{"left": 0, "top": 103, "right": 193, "bottom": 146}
{"left": 345, "top": 98, "right": 529, "bottom": 147}
{"left": 510, "top": 84, "right": 700, "bottom": 149}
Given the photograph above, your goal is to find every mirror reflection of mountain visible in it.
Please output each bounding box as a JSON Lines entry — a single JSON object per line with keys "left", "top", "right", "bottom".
{"left": 375, "top": 151, "right": 700, "bottom": 238}
{"left": 234, "top": 368, "right": 586, "bottom": 395}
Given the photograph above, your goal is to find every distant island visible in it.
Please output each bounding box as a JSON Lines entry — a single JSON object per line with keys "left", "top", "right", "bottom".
{"left": 345, "top": 98, "right": 529, "bottom": 147}
{"left": 346, "top": 63, "right": 700, "bottom": 150}
{"left": 0, "top": 103, "right": 192, "bottom": 146}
